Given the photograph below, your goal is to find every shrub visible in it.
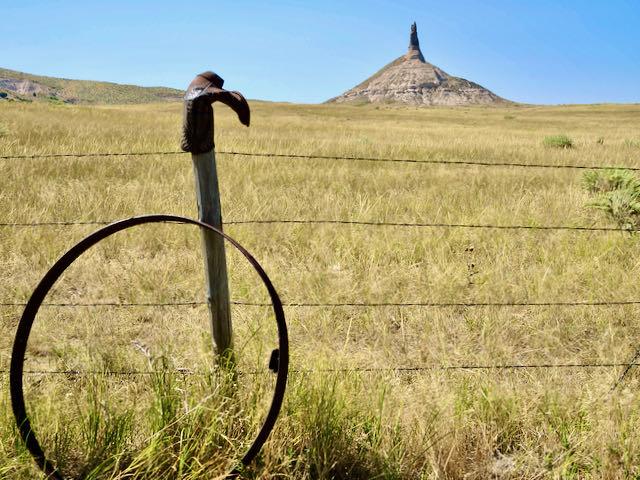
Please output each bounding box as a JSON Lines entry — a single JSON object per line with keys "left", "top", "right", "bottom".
{"left": 0, "top": 124, "right": 8, "bottom": 138}
{"left": 583, "top": 169, "right": 640, "bottom": 230}
{"left": 624, "top": 139, "right": 640, "bottom": 148}
{"left": 544, "top": 134, "right": 574, "bottom": 149}
{"left": 584, "top": 169, "right": 640, "bottom": 194}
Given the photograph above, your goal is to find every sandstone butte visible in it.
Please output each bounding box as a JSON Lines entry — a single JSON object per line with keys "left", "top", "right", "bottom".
{"left": 328, "top": 23, "right": 509, "bottom": 106}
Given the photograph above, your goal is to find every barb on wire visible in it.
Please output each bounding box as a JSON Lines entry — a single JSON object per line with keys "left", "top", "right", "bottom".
{"left": 0, "top": 218, "right": 636, "bottom": 233}
{"left": 1, "top": 149, "right": 639, "bottom": 172}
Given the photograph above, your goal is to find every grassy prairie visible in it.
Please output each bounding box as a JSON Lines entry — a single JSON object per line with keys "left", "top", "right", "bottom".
{"left": 1, "top": 100, "right": 640, "bottom": 478}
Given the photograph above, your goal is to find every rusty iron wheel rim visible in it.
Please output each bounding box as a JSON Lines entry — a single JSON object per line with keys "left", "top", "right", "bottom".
{"left": 10, "top": 214, "right": 289, "bottom": 479}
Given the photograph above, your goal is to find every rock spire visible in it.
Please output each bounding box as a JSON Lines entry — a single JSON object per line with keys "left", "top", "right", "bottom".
{"left": 406, "top": 22, "right": 425, "bottom": 62}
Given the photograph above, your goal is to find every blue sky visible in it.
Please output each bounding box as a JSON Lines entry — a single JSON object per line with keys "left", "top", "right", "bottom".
{"left": 3, "top": 0, "right": 639, "bottom": 104}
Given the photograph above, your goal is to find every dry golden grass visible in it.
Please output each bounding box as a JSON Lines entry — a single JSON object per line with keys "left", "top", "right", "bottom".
{"left": 1, "top": 100, "right": 640, "bottom": 478}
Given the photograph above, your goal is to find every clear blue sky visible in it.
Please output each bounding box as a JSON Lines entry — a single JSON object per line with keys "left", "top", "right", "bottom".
{"left": 3, "top": 0, "right": 639, "bottom": 104}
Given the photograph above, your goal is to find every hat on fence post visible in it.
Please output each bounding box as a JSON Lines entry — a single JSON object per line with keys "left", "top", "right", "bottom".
{"left": 180, "top": 71, "right": 250, "bottom": 154}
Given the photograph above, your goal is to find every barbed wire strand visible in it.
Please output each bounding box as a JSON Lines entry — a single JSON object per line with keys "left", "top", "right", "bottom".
{"left": 2, "top": 300, "right": 640, "bottom": 309}
{"left": 0, "top": 218, "right": 636, "bottom": 233}
{"left": 219, "top": 151, "right": 640, "bottom": 172}
{"left": 0, "top": 151, "right": 184, "bottom": 160}
{"left": 0, "top": 221, "right": 111, "bottom": 227}
{"left": 231, "top": 219, "right": 635, "bottom": 232}
{"left": 1, "top": 149, "right": 639, "bottom": 172}
{"left": 0, "top": 362, "right": 638, "bottom": 377}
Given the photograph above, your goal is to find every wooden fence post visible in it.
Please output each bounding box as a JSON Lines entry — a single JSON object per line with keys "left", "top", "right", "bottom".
{"left": 192, "top": 151, "right": 233, "bottom": 356}
{"left": 180, "top": 71, "right": 250, "bottom": 360}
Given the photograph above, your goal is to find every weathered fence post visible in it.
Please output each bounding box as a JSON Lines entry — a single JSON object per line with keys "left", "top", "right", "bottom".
{"left": 180, "top": 71, "right": 250, "bottom": 360}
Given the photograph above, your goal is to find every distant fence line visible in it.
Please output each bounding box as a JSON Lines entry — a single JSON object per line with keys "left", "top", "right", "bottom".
{"left": 1, "top": 149, "right": 640, "bottom": 172}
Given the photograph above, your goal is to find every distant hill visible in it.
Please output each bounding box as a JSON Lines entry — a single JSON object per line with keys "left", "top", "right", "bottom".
{"left": 328, "top": 23, "right": 508, "bottom": 106}
{"left": 0, "top": 68, "right": 184, "bottom": 104}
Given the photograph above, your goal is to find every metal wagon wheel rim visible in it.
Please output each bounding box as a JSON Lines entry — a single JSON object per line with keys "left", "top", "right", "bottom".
{"left": 9, "top": 214, "right": 289, "bottom": 479}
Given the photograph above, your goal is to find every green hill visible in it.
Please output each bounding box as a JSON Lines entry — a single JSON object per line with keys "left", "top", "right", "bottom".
{"left": 0, "top": 67, "right": 183, "bottom": 104}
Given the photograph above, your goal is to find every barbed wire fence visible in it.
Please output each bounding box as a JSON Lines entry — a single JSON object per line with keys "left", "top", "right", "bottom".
{"left": 2, "top": 149, "right": 640, "bottom": 385}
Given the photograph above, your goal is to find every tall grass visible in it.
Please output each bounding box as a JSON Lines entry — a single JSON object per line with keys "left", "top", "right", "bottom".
{"left": 1, "top": 101, "right": 640, "bottom": 478}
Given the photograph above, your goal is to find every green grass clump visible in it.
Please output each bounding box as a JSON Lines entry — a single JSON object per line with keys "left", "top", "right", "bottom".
{"left": 584, "top": 169, "right": 640, "bottom": 229}
{"left": 543, "top": 134, "right": 573, "bottom": 149}
{"left": 624, "top": 139, "right": 640, "bottom": 148}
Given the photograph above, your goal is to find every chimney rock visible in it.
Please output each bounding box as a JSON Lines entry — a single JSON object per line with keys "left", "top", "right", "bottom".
{"left": 406, "top": 22, "right": 425, "bottom": 62}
